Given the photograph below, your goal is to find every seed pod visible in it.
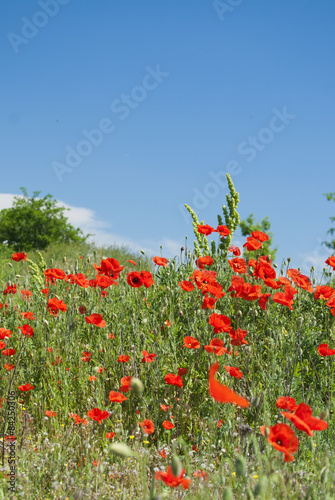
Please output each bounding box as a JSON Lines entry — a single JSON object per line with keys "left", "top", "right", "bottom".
{"left": 131, "top": 377, "right": 144, "bottom": 397}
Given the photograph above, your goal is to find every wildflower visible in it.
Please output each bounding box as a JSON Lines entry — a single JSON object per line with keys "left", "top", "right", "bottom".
{"left": 259, "top": 293, "right": 271, "bottom": 311}
{"left": 85, "top": 314, "right": 106, "bottom": 328}
{"left": 193, "top": 469, "right": 208, "bottom": 480}
{"left": 195, "top": 256, "right": 214, "bottom": 269}
{"left": 87, "top": 408, "right": 110, "bottom": 425}
{"left": 12, "top": 252, "right": 27, "bottom": 262}
{"left": 229, "top": 328, "right": 248, "bottom": 346}
{"left": 44, "top": 268, "right": 66, "bottom": 284}
{"left": 3, "top": 284, "right": 17, "bottom": 295}
{"left": 89, "top": 376, "right": 97, "bottom": 382}
{"left": 204, "top": 338, "right": 227, "bottom": 356}
{"left": 325, "top": 256, "right": 335, "bottom": 270}
{"left": 276, "top": 397, "right": 298, "bottom": 412}
{"left": 0, "top": 341, "right": 6, "bottom": 349}
{"left": 318, "top": 343, "right": 335, "bottom": 356}
{"left": 141, "top": 350, "right": 157, "bottom": 363}
{"left": 183, "top": 336, "right": 200, "bottom": 349}
{"left": 18, "top": 324, "right": 34, "bottom": 337}
{"left": 2, "top": 349, "right": 16, "bottom": 356}
{"left": 119, "top": 376, "right": 132, "bottom": 392}
{"left": 216, "top": 225, "right": 230, "bottom": 237}
{"left": 217, "top": 419, "right": 223, "bottom": 428}
{"left": 127, "top": 271, "right": 143, "bottom": 288}
{"left": 314, "top": 286, "right": 335, "bottom": 300}
{"left": 18, "top": 383, "right": 34, "bottom": 392}
{"left": 20, "top": 311, "right": 36, "bottom": 320}
{"left": 178, "top": 367, "right": 188, "bottom": 376}
{"left": 46, "top": 298, "right": 67, "bottom": 316}
{"left": 139, "top": 419, "right": 155, "bottom": 435}
{"left": 109, "top": 391, "right": 127, "bottom": 403}
{"left": 281, "top": 403, "right": 328, "bottom": 437}
{"left": 202, "top": 294, "right": 217, "bottom": 309}
{"left": 4, "top": 364, "right": 15, "bottom": 371}
{"left": 153, "top": 256, "right": 168, "bottom": 266}
{"left": 229, "top": 245, "right": 241, "bottom": 256}
{"left": 162, "top": 421, "right": 175, "bottom": 430}
{"left": 178, "top": 280, "right": 195, "bottom": 292}
{"left": 272, "top": 291, "right": 295, "bottom": 310}
{"left": 197, "top": 224, "right": 215, "bottom": 235}
{"left": 126, "top": 260, "right": 136, "bottom": 266}
{"left": 260, "top": 423, "right": 299, "bottom": 462}
{"left": 81, "top": 351, "right": 91, "bottom": 362}
{"left": 155, "top": 466, "right": 191, "bottom": 490}
{"left": 106, "top": 432, "right": 115, "bottom": 439}
{"left": 95, "top": 274, "right": 117, "bottom": 289}
{"left": 117, "top": 355, "right": 130, "bottom": 363}
{"left": 228, "top": 258, "right": 247, "bottom": 274}
{"left": 165, "top": 374, "right": 183, "bottom": 388}
{"left": 243, "top": 237, "right": 262, "bottom": 251}
{"left": 0, "top": 328, "right": 13, "bottom": 340}
{"left": 209, "top": 313, "right": 231, "bottom": 333}
{"left": 160, "top": 404, "right": 172, "bottom": 412}
{"left": 141, "top": 270, "right": 154, "bottom": 288}
{"left": 251, "top": 231, "right": 269, "bottom": 242}
{"left": 208, "top": 363, "right": 249, "bottom": 407}
{"left": 225, "top": 366, "right": 243, "bottom": 379}
{"left": 45, "top": 410, "right": 57, "bottom": 417}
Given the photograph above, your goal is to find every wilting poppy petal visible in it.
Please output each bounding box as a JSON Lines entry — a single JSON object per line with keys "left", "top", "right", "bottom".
{"left": 208, "top": 363, "right": 249, "bottom": 408}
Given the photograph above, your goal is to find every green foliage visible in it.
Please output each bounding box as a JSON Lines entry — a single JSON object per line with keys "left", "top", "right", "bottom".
{"left": 185, "top": 173, "right": 240, "bottom": 258}
{"left": 0, "top": 187, "right": 87, "bottom": 252}
{"left": 323, "top": 192, "right": 335, "bottom": 251}
{"left": 240, "top": 213, "right": 278, "bottom": 260}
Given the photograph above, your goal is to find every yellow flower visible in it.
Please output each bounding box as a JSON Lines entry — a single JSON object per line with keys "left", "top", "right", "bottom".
{"left": 253, "top": 475, "right": 258, "bottom": 479}
{"left": 129, "top": 435, "right": 135, "bottom": 439}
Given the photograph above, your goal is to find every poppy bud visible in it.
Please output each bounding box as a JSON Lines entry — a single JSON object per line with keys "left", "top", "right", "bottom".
{"left": 264, "top": 427, "right": 270, "bottom": 438}
{"left": 8, "top": 263, "right": 13, "bottom": 268}
{"left": 222, "top": 486, "right": 233, "bottom": 500}
{"left": 320, "top": 466, "right": 328, "bottom": 484}
{"left": 171, "top": 455, "right": 182, "bottom": 477}
{"left": 179, "top": 310, "right": 183, "bottom": 316}
{"left": 15, "top": 275, "right": 21, "bottom": 278}
{"left": 87, "top": 257, "right": 90, "bottom": 263}
{"left": 109, "top": 442, "right": 133, "bottom": 458}
{"left": 180, "top": 247, "right": 185, "bottom": 252}
{"left": 310, "top": 266, "right": 315, "bottom": 272}
{"left": 273, "top": 263, "right": 278, "bottom": 268}
{"left": 287, "top": 258, "right": 291, "bottom": 263}
{"left": 236, "top": 310, "right": 242, "bottom": 318}
{"left": 131, "top": 377, "right": 144, "bottom": 397}
{"left": 140, "top": 250, "right": 145, "bottom": 255}
{"left": 254, "top": 476, "right": 268, "bottom": 496}
{"left": 283, "top": 260, "right": 287, "bottom": 266}
{"left": 235, "top": 456, "right": 246, "bottom": 477}
{"left": 63, "top": 256, "right": 66, "bottom": 263}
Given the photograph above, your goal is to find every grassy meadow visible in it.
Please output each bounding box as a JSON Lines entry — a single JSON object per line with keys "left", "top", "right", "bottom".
{"left": 1, "top": 191, "right": 335, "bottom": 499}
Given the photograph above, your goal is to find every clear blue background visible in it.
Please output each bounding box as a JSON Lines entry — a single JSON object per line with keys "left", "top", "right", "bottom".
{"left": 1, "top": 0, "right": 335, "bottom": 276}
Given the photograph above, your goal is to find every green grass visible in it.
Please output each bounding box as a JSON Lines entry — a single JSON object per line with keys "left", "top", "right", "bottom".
{"left": 0, "top": 239, "right": 335, "bottom": 499}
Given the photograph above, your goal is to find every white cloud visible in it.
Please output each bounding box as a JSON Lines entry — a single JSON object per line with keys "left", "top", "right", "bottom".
{"left": 0, "top": 193, "right": 182, "bottom": 258}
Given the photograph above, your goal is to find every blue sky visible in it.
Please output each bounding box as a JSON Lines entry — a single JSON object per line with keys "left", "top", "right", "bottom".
{"left": 1, "top": 0, "right": 335, "bottom": 276}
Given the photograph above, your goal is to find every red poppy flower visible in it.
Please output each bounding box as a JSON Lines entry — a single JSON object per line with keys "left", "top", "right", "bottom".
{"left": 20, "top": 311, "right": 36, "bottom": 320}
{"left": 79, "top": 305, "right": 87, "bottom": 315}
{"left": 141, "top": 270, "right": 154, "bottom": 288}
{"left": 85, "top": 314, "right": 106, "bottom": 328}
{"left": 3, "top": 284, "right": 17, "bottom": 295}
{"left": 155, "top": 466, "right": 191, "bottom": 490}
{"left": 208, "top": 363, "right": 249, "bottom": 407}
{"left": 20, "top": 289, "right": 32, "bottom": 300}
{"left": 282, "top": 403, "right": 328, "bottom": 437}
{"left": 141, "top": 350, "right": 157, "bottom": 363}
{"left": 216, "top": 225, "right": 230, "bottom": 237}
{"left": 18, "top": 383, "right": 34, "bottom": 392}
{"left": 228, "top": 245, "right": 241, "bottom": 256}
{"left": 217, "top": 419, "right": 223, "bottom": 428}
{"left": 126, "top": 260, "right": 136, "bottom": 266}
{"left": 127, "top": 271, "right": 143, "bottom": 288}
{"left": 318, "top": 343, "right": 335, "bottom": 356}
{"left": 44, "top": 268, "right": 66, "bottom": 284}
{"left": 2, "top": 349, "right": 16, "bottom": 356}
{"left": 260, "top": 423, "right": 299, "bottom": 462}
{"left": 41, "top": 288, "right": 49, "bottom": 295}
{"left": 162, "top": 421, "right": 174, "bottom": 430}
{"left": 229, "top": 328, "right": 248, "bottom": 346}
{"left": 119, "top": 376, "right": 132, "bottom": 392}
{"left": 225, "top": 366, "right": 243, "bottom": 379}
{"left": 46, "top": 298, "right": 67, "bottom": 316}
{"left": 139, "top": 419, "right": 155, "bottom": 435}
{"left": 45, "top": 410, "right": 57, "bottom": 417}
{"left": 117, "top": 355, "right": 130, "bottom": 363}
{"left": 106, "top": 432, "right": 115, "bottom": 439}
{"left": 243, "top": 237, "right": 262, "bottom": 251}
{"left": 87, "top": 408, "right": 110, "bottom": 425}
{"left": 183, "top": 336, "right": 200, "bottom": 349}
{"left": 195, "top": 256, "right": 214, "bottom": 269}
{"left": 95, "top": 274, "right": 117, "bottom": 289}
{"left": 201, "top": 294, "right": 217, "bottom": 310}
{"left": 204, "top": 338, "right": 228, "bottom": 356}
{"left": 197, "top": 224, "right": 215, "bottom": 235}
{"left": 109, "top": 391, "right": 127, "bottom": 403}
{"left": 325, "top": 256, "right": 335, "bottom": 270}
{"left": 178, "top": 367, "right": 188, "bottom": 377}
{"left": 18, "top": 324, "right": 34, "bottom": 337}
{"left": 178, "top": 280, "right": 195, "bottom": 292}
{"left": 165, "top": 374, "right": 183, "bottom": 388}
{"left": 257, "top": 293, "right": 271, "bottom": 311}
{"left": 228, "top": 258, "right": 247, "bottom": 274}
{"left": 314, "top": 286, "right": 335, "bottom": 300}
{"left": 193, "top": 469, "right": 208, "bottom": 480}
{"left": 12, "top": 252, "right": 27, "bottom": 262}
{"left": 276, "top": 396, "right": 298, "bottom": 412}
{"left": 81, "top": 351, "right": 91, "bottom": 362}
{"left": 251, "top": 231, "right": 269, "bottom": 242}
{"left": 0, "top": 328, "right": 12, "bottom": 340}
{"left": 208, "top": 313, "right": 231, "bottom": 333}
{"left": 0, "top": 341, "right": 6, "bottom": 349}
{"left": 153, "top": 256, "right": 168, "bottom": 266}
{"left": 272, "top": 291, "right": 295, "bottom": 310}
{"left": 4, "top": 364, "right": 15, "bottom": 371}
{"left": 160, "top": 404, "right": 172, "bottom": 411}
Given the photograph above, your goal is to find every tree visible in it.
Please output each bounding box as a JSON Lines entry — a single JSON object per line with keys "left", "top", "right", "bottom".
{"left": 0, "top": 188, "right": 88, "bottom": 252}
{"left": 239, "top": 213, "right": 278, "bottom": 261}
{"left": 323, "top": 192, "right": 335, "bottom": 251}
